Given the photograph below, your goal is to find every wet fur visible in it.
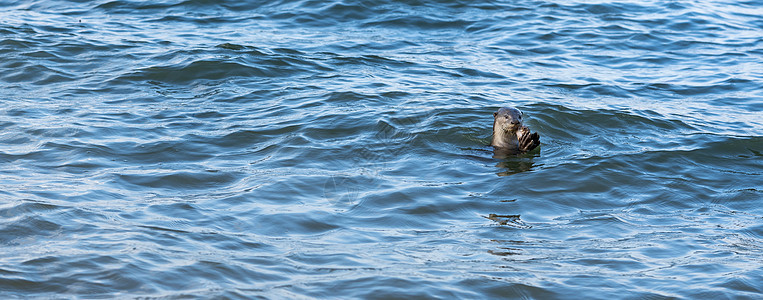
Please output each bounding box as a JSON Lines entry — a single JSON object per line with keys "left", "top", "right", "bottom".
{"left": 491, "top": 107, "right": 540, "bottom": 154}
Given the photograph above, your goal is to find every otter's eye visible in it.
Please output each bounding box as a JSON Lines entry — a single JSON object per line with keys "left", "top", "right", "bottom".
{"left": 504, "top": 114, "right": 509, "bottom": 119}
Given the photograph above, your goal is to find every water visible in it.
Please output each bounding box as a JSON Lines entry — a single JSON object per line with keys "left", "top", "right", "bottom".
{"left": 1, "top": 0, "right": 762, "bottom": 298}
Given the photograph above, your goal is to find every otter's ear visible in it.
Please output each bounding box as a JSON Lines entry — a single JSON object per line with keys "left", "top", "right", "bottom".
{"left": 493, "top": 112, "right": 497, "bottom": 117}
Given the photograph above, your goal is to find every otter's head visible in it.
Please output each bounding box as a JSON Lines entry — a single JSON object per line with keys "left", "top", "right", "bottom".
{"left": 493, "top": 107, "right": 523, "bottom": 132}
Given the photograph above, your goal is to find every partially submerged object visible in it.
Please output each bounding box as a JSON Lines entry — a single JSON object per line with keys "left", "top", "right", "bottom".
{"left": 491, "top": 107, "right": 540, "bottom": 155}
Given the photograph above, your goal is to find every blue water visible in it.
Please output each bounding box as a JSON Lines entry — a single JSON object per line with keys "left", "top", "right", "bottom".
{"left": 2, "top": 0, "right": 762, "bottom": 298}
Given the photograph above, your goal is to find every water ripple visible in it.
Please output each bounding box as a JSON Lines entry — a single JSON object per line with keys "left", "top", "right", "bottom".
{"left": 1, "top": 0, "right": 761, "bottom": 298}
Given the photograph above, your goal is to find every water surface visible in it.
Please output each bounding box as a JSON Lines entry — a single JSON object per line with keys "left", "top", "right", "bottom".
{"left": 1, "top": 0, "right": 762, "bottom": 298}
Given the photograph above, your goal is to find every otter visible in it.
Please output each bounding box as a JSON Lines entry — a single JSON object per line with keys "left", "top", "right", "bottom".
{"left": 491, "top": 107, "right": 540, "bottom": 154}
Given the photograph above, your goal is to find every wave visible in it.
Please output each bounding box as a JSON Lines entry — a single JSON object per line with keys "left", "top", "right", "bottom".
{"left": 2, "top": 0, "right": 761, "bottom": 298}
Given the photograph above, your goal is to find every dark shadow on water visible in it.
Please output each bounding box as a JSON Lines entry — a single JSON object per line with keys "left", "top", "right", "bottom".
{"left": 485, "top": 214, "right": 532, "bottom": 229}
{"left": 461, "top": 145, "right": 540, "bottom": 176}
{"left": 494, "top": 147, "right": 540, "bottom": 176}
{"left": 484, "top": 217, "right": 532, "bottom": 256}
{"left": 495, "top": 159, "right": 536, "bottom": 176}
{"left": 492, "top": 146, "right": 541, "bottom": 159}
